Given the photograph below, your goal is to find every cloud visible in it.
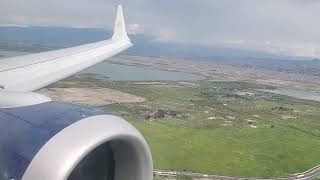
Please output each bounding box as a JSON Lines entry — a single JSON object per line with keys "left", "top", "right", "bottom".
{"left": 127, "top": 23, "right": 141, "bottom": 34}
{"left": 1, "top": 0, "right": 320, "bottom": 57}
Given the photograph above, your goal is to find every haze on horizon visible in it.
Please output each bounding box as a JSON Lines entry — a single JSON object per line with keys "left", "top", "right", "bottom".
{"left": 1, "top": 0, "right": 320, "bottom": 58}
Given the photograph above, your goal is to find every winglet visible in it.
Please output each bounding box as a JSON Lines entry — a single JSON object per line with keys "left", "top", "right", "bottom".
{"left": 112, "top": 5, "right": 130, "bottom": 41}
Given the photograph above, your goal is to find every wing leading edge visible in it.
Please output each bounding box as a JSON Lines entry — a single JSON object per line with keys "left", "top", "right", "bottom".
{"left": 0, "top": 5, "right": 132, "bottom": 92}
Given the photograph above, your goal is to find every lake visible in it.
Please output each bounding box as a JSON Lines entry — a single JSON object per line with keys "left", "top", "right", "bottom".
{"left": 261, "top": 89, "right": 320, "bottom": 102}
{"left": 81, "top": 62, "right": 205, "bottom": 81}
{"left": 0, "top": 50, "right": 30, "bottom": 58}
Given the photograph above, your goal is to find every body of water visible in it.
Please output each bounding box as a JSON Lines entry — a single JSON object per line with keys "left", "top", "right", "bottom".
{"left": 0, "top": 50, "right": 30, "bottom": 58}
{"left": 261, "top": 89, "right": 320, "bottom": 102}
{"left": 82, "top": 62, "right": 205, "bottom": 81}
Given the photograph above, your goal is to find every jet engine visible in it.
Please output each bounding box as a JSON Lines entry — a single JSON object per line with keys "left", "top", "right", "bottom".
{"left": 0, "top": 101, "right": 153, "bottom": 180}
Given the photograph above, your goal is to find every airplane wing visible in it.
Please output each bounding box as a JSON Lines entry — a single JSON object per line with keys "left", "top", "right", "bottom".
{"left": 0, "top": 6, "right": 153, "bottom": 180}
{"left": 0, "top": 5, "right": 132, "bottom": 92}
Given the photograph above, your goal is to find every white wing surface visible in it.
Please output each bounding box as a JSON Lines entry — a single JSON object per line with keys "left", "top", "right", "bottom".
{"left": 0, "top": 5, "right": 132, "bottom": 92}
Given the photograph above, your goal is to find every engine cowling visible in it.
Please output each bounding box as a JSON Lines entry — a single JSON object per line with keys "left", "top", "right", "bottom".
{"left": 0, "top": 101, "right": 153, "bottom": 180}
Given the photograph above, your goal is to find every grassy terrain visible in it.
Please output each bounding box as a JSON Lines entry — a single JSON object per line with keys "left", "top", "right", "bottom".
{"left": 57, "top": 75, "right": 320, "bottom": 178}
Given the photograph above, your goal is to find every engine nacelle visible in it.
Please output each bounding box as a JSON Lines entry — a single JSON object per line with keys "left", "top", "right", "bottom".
{"left": 0, "top": 102, "right": 153, "bottom": 180}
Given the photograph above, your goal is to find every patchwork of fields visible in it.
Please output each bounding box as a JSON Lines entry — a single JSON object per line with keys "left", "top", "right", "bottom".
{"left": 47, "top": 75, "right": 320, "bottom": 178}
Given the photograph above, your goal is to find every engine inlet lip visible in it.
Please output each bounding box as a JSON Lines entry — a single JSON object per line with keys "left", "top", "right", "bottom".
{"left": 21, "top": 115, "right": 153, "bottom": 180}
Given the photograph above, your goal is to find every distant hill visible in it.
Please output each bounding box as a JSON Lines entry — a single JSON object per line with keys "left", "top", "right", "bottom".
{"left": 0, "top": 26, "right": 311, "bottom": 61}
{"left": 312, "top": 58, "right": 320, "bottom": 62}
{"left": 0, "top": 26, "right": 111, "bottom": 47}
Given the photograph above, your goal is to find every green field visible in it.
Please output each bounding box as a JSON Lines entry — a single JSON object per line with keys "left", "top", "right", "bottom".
{"left": 60, "top": 76, "right": 320, "bottom": 178}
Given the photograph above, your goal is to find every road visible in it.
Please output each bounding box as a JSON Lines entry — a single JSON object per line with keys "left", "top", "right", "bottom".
{"left": 154, "top": 165, "right": 320, "bottom": 180}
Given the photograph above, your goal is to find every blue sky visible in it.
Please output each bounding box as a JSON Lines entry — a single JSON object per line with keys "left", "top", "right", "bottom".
{"left": 1, "top": 0, "right": 320, "bottom": 57}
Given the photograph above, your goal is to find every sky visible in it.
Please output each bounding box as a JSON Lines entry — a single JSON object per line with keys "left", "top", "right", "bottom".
{"left": 1, "top": 0, "right": 320, "bottom": 58}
